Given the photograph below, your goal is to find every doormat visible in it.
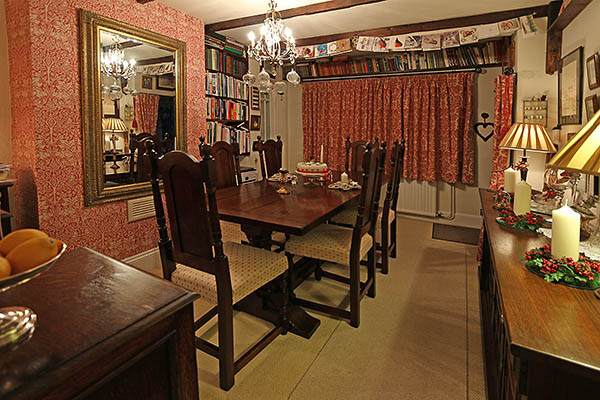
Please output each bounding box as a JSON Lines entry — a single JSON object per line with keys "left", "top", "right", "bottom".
{"left": 432, "top": 223, "right": 479, "bottom": 246}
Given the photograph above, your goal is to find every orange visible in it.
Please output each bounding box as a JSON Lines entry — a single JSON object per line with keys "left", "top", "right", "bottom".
{"left": 6, "top": 237, "right": 60, "bottom": 275}
{"left": 0, "top": 256, "right": 10, "bottom": 278}
{"left": 0, "top": 229, "right": 48, "bottom": 256}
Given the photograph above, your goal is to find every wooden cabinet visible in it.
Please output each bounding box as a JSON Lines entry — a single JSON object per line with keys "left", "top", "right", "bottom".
{"left": 0, "top": 248, "right": 199, "bottom": 400}
{"left": 479, "top": 189, "right": 600, "bottom": 399}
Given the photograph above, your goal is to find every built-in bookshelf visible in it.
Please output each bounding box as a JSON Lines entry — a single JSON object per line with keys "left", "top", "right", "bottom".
{"left": 205, "top": 33, "right": 250, "bottom": 154}
{"left": 294, "top": 38, "right": 508, "bottom": 80}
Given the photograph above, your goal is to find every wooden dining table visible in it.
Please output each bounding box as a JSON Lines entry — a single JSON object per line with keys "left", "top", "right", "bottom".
{"left": 215, "top": 171, "right": 363, "bottom": 338}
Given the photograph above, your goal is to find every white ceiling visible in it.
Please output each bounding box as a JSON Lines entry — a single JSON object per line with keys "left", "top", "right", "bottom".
{"left": 157, "top": 0, "right": 548, "bottom": 43}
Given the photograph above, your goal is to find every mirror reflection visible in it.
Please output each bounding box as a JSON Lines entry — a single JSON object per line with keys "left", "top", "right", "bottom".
{"left": 100, "top": 30, "right": 176, "bottom": 187}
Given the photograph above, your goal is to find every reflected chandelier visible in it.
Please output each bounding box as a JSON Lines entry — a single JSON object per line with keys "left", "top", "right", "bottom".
{"left": 101, "top": 41, "right": 137, "bottom": 81}
{"left": 247, "top": 0, "right": 297, "bottom": 66}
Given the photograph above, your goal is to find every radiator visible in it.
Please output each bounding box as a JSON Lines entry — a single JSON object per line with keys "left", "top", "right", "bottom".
{"left": 396, "top": 179, "right": 438, "bottom": 217}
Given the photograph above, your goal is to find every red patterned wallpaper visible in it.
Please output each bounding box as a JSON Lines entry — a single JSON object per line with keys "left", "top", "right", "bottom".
{"left": 5, "top": 0, "right": 205, "bottom": 260}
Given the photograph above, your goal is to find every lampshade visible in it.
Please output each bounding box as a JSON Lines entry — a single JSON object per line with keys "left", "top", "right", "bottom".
{"left": 498, "top": 123, "right": 557, "bottom": 153}
{"left": 546, "top": 109, "right": 600, "bottom": 175}
{"left": 102, "top": 117, "right": 127, "bottom": 132}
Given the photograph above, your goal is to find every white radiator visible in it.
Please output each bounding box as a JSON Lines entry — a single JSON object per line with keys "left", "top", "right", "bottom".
{"left": 396, "top": 179, "right": 438, "bottom": 217}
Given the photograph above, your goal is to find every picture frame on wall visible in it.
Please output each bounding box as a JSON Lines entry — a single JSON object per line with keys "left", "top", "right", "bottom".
{"left": 157, "top": 73, "right": 176, "bottom": 90}
{"left": 558, "top": 47, "right": 583, "bottom": 125}
{"left": 142, "top": 75, "right": 153, "bottom": 89}
{"left": 586, "top": 53, "right": 600, "bottom": 90}
{"left": 251, "top": 87, "right": 260, "bottom": 110}
{"left": 585, "top": 94, "right": 598, "bottom": 120}
{"left": 250, "top": 115, "right": 261, "bottom": 131}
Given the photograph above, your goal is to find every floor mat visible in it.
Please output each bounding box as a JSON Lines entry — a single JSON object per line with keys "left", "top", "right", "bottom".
{"left": 432, "top": 223, "right": 480, "bottom": 245}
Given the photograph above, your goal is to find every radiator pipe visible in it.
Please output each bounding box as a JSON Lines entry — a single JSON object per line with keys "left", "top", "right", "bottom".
{"left": 436, "top": 183, "right": 456, "bottom": 220}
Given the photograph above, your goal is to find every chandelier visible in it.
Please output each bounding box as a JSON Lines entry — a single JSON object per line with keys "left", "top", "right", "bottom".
{"left": 244, "top": 0, "right": 301, "bottom": 89}
{"left": 101, "top": 41, "right": 137, "bottom": 82}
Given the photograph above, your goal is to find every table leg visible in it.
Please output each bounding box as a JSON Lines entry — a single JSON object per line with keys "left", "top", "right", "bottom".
{"left": 236, "top": 226, "right": 321, "bottom": 339}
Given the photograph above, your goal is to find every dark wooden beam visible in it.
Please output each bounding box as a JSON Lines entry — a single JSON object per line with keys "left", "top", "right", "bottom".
{"left": 295, "top": 5, "right": 548, "bottom": 46}
{"left": 205, "top": 0, "right": 385, "bottom": 32}
{"left": 136, "top": 56, "right": 174, "bottom": 66}
{"left": 137, "top": 0, "right": 155, "bottom": 3}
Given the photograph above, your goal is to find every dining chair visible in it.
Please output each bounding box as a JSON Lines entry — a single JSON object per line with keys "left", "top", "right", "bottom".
{"left": 255, "top": 135, "right": 283, "bottom": 180}
{"left": 330, "top": 140, "right": 405, "bottom": 274}
{"left": 345, "top": 136, "right": 379, "bottom": 173}
{"left": 130, "top": 132, "right": 170, "bottom": 182}
{"left": 285, "top": 143, "right": 386, "bottom": 328}
{"left": 146, "top": 142, "right": 289, "bottom": 391}
{"left": 199, "top": 137, "right": 242, "bottom": 189}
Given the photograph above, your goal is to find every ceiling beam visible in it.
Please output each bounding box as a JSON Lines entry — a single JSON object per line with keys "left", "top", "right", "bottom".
{"left": 136, "top": 56, "right": 174, "bottom": 66}
{"left": 295, "top": 4, "right": 548, "bottom": 46}
{"left": 137, "top": 0, "right": 155, "bottom": 3}
{"left": 205, "top": 0, "right": 386, "bottom": 32}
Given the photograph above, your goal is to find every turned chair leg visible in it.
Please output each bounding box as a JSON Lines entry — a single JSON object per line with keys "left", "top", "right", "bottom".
{"left": 367, "top": 244, "right": 376, "bottom": 298}
{"left": 280, "top": 271, "right": 289, "bottom": 335}
{"left": 349, "top": 258, "right": 360, "bottom": 328}
{"left": 217, "top": 301, "right": 235, "bottom": 390}
{"left": 390, "top": 217, "right": 397, "bottom": 259}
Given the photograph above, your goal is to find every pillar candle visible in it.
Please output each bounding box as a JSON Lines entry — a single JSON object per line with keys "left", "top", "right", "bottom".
{"left": 320, "top": 145, "right": 324, "bottom": 163}
{"left": 513, "top": 180, "right": 531, "bottom": 215}
{"left": 552, "top": 205, "right": 580, "bottom": 260}
{"left": 504, "top": 167, "right": 517, "bottom": 193}
{"left": 341, "top": 172, "right": 349, "bottom": 183}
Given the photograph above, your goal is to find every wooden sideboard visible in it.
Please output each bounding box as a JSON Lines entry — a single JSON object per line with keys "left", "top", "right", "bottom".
{"left": 0, "top": 247, "right": 199, "bottom": 400}
{"left": 479, "top": 189, "right": 600, "bottom": 400}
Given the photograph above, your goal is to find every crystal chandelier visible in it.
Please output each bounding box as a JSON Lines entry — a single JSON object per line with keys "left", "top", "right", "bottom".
{"left": 243, "top": 0, "right": 301, "bottom": 89}
{"left": 101, "top": 41, "right": 137, "bottom": 82}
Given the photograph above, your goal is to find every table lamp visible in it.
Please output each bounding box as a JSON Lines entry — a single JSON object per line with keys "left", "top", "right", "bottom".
{"left": 546, "top": 110, "right": 600, "bottom": 261}
{"left": 499, "top": 123, "right": 557, "bottom": 215}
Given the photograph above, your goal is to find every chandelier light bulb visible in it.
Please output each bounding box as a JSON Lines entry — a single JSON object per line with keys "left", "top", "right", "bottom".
{"left": 284, "top": 27, "right": 291, "bottom": 38}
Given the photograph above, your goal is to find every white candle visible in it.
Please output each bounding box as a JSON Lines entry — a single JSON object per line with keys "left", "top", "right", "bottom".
{"left": 504, "top": 167, "right": 517, "bottom": 193}
{"left": 552, "top": 205, "right": 580, "bottom": 260}
{"left": 513, "top": 180, "right": 531, "bottom": 215}
{"left": 320, "top": 145, "right": 324, "bottom": 163}
{"left": 341, "top": 171, "right": 349, "bottom": 183}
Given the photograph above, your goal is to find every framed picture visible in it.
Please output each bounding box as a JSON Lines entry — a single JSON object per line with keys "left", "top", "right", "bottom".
{"left": 585, "top": 94, "right": 599, "bottom": 120}
{"left": 141, "top": 75, "right": 153, "bottom": 89}
{"left": 250, "top": 115, "right": 261, "bottom": 131}
{"left": 157, "top": 73, "right": 175, "bottom": 90}
{"left": 586, "top": 53, "right": 600, "bottom": 90}
{"left": 102, "top": 97, "right": 119, "bottom": 118}
{"left": 558, "top": 47, "right": 583, "bottom": 125}
{"left": 251, "top": 87, "right": 260, "bottom": 110}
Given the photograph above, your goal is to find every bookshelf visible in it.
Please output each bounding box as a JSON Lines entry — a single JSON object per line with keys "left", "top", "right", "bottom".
{"left": 291, "top": 38, "right": 508, "bottom": 80}
{"left": 205, "top": 33, "right": 251, "bottom": 155}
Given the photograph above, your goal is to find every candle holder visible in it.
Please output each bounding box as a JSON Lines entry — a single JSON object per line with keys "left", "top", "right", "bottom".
{"left": 495, "top": 209, "right": 545, "bottom": 232}
{"left": 523, "top": 245, "right": 600, "bottom": 290}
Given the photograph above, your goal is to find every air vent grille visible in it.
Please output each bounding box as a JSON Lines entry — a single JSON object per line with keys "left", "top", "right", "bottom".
{"left": 127, "top": 196, "right": 156, "bottom": 222}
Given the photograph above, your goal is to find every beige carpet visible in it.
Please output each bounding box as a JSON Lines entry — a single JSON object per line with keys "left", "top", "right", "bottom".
{"left": 148, "top": 217, "right": 485, "bottom": 399}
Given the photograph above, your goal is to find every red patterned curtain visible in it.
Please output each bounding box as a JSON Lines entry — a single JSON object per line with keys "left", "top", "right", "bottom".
{"left": 302, "top": 72, "right": 475, "bottom": 184}
{"left": 134, "top": 94, "right": 160, "bottom": 133}
{"left": 488, "top": 75, "right": 515, "bottom": 189}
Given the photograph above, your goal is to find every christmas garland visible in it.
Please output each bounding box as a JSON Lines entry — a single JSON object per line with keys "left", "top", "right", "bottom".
{"left": 496, "top": 208, "right": 544, "bottom": 232}
{"left": 523, "top": 246, "right": 600, "bottom": 290}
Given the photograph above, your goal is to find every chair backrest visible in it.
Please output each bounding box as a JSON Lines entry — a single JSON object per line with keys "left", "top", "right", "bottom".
{"left": 200, "top": 137, "right": 242, "bottom": 189}
{"left": 386, "top": 139, "right": 406, "bottom": 213}
{"left": 255, "top": 135, "right": 283, "bottom": 179}
{"left": 345, "top": 136, "right": 379, "bottom": 173}
{"left": 351, "top": 143, "right": 385, "bottom": 246}
{"left": 130, "top": 132, "right": 170, "bottom": 182}
{"left": 147, "top": 142, "right": 228, "bottom": 281}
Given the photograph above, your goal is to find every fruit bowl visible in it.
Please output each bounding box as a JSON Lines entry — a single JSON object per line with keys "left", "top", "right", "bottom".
{"left": 0, "top": 242, "right": 66, "bottom": 350}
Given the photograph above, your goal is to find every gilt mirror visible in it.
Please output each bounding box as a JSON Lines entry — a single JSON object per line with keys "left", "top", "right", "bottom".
{"left": 80, "top": 10, "right": 186, "bottom": 205}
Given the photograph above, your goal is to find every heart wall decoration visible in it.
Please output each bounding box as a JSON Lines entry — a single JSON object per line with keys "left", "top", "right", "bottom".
{"left": 474, "top": 112, "right": 494, "bottom": 142}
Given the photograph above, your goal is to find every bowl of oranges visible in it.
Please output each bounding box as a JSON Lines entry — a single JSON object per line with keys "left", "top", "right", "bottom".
{"left": 0, "top": 229, "right": 66, "bottom": 349}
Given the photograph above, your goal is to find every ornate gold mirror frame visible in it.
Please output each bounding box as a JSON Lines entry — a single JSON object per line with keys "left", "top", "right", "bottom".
{"left": 80, "top": 9, "right": 186, "bottom": 206}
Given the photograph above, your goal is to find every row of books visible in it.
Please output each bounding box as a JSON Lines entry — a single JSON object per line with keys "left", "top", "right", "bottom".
{"left": 206, "top": 97, "right": 248, "bottom": 122}
{"left": 296, "top": 41, "right": 505, "bottom": 78}
{"left": 205, "top": 47, "right": 247, "bottom": 77}
{"left": 206, "top": 122, "right": 252, "bottom": 154}
{"left": 206, "top": 72, "right": 248, "bottom": 101}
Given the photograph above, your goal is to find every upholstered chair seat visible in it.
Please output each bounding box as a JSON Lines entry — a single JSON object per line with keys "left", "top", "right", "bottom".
{"left": 173, "top": 241, "right": 287, "bottom": 304}
{"left": 330, "top": 206, "right": 396, "bottom": 242}
{"left": 285, "top": 224, "right": 373, "bottom": 266}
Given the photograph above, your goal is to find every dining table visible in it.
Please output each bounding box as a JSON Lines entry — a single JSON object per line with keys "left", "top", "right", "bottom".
{"left": 215, "top": 171, "right": 364, "bottom": 338}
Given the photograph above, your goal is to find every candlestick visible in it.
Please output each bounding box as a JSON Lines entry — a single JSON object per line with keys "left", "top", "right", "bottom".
{"left": 513, "top": 180, "right": 531, "bottom": 215}
{"left": 552, "top": 205, "right": 580, "bottom": 260}
{"left": 504, "top": 167, "right": 517, "bottom": 193}
{"left": 320, "top": 145, "right": 324, "bottom": 163}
